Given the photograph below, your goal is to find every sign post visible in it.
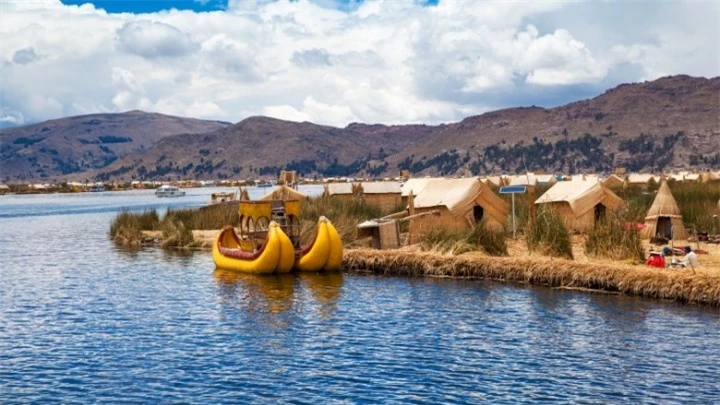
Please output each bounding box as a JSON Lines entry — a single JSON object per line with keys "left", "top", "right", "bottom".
{"left": 499, "top": 185, "right": 527, "bottom": 239}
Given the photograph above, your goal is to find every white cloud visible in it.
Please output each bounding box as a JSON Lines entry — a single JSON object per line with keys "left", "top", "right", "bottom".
{"left": 0, "top": 0, "right": 717, "bottom": 127}
{"left": 116, "top": 20, "right": 199, "bottom": 59}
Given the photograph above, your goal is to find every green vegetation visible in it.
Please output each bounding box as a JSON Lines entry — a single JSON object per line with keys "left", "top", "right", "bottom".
{"left": 419, "top": 219, "right": 507, "bottom": 256}
{"left": 525, "top": 206, "right": 573, "bottom": 259}
{"left": 300, "top": 196, "right": 385, "bottom": 244}
{"left": 585, "top": 212, "right": 645, "bottom": 262}
{"left": 109, "top": 204, "right": 239, "bottom": 247}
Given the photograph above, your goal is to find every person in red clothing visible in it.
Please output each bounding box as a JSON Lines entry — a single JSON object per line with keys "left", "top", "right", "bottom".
{"left": 645, "top": 251, "right": 666, "bottom": 268}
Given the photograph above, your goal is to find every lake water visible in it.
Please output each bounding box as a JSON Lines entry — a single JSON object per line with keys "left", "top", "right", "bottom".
{"left": 1, "top": 187, "right": 719, "bottom": 403}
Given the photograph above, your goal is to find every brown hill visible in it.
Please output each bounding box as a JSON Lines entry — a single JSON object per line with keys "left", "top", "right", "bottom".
{"left": 390, "top": 74, "right": 719, "bottom": 175}
{"left": 5, "top": 75, "right": 719, "bottom": 183}
{"left": 0, "top": 110, "right": 230, "bottom": 181}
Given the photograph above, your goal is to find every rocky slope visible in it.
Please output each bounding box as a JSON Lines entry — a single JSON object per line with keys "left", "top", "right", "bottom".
{"left": 3, "top": 75, "right": 718, "bottom": 182}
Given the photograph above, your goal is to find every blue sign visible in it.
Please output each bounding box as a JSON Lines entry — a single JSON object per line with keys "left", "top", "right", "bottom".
{"left": 499, "top": 185, "right": 527, "bottom": 194}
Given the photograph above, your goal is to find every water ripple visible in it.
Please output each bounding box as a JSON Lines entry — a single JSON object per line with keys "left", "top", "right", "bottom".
{"left": 1, "top": 192, "right": 719, "bottom": 403}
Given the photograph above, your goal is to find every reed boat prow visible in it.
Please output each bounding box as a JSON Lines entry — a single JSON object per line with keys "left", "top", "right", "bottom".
{"left": 295, "top": 216, "right": 344, "bottom": 272}
{"left": 213, "top": 222, "right": 291, "bottom": 274}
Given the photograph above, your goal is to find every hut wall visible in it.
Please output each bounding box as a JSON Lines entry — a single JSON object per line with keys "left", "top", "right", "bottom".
{"left": 542, "top": 202, "right": 580, "bottom": 232}
{"left": 408, "top": 207, "right": 468, "bottom": 244}
{"left": 573, "top": 210, "right": 596, "bottom": 233}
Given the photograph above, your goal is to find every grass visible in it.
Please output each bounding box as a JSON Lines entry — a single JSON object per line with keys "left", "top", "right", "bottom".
{"left": 585, "top": 211, "right": 645, "bottom": 263}
{"left": 421, "top": 219, "right": 508, "bottom": 256}
{"left": 525, "top": 206, "right": 573, "bottom": 259}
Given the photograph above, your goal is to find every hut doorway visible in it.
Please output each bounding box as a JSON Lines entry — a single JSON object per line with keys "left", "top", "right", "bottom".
{"left": 473, "top": 205, "right": 484, "bottom": 223}
{"left": 594, "top": 203, "right": 606, "bottom": 223}
{"left": 656, "top": 216, "right": 673, "bottom": 239}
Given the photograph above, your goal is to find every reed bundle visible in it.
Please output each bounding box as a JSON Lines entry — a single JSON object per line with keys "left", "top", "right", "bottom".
{"left": 344, "top": 249, "right": 720, "bottom": 306}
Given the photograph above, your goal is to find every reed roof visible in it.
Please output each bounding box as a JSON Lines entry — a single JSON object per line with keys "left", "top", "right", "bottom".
{"left": 326, "top": 182, "right": 354, "bottom": 195}
{"left": 413, "top": 177, "right": 508, "bottom": 220}
{"left": 627, "top": 173, "right": 659, "bottom": 184}
{"left": 645, "top": 181, "right": 682, "bottom": 219}
{"left": 508, "top": 173, "right": 538, "bottom": 186}
{"left": 535, "top": 180, "right": 624, "bottom": 216}
{"left": 259, "top": 184, "right": 307, "bottom": 201}
{"left": 401, "top": 178, "right": 435, "bottom": 197}
{"left": 360, "top": 181, "right": 401, "bottom": 194}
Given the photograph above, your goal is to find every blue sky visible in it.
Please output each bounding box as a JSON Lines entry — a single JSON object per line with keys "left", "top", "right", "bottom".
{"left": 61, "top": 0, "right": 228, "bottom": 13}
{"left": 2, "top": 0, "right": 718, "bottom": 127}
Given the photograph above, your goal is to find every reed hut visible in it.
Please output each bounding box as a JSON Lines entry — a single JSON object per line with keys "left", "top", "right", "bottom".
{"left": 509, "top": 173, "right": 538, "bottom": 187}
{"left": 359, "top": 181, "right": 402, "bottom": 211}
{"left": 323, "top": 182, "right": 360, "bottom": 203}
{"left": 408, "top": 177, "right": 509, "bottom": 244}
{"left": 626, "top": 173, "right": 659, "bottom": 190}
{"left": 536, "top": 174, "right": 558, "bottom": 186}
{"left": 482, "top": 175, "right": 507, "bottom": 188}
{"left": 259, "top": 184, "right": 307, "bottom": 201}
{"left": 535, "top": 181, "right": 624, "bottom": 233}
{"left": 640, "top": 181, "right": 688, "bottom": 240}
{"left": 602, "top": 174, "right": 625, "bottom": 189}
{"left": 400, "top": 177, "right": 435, "bottom": 205}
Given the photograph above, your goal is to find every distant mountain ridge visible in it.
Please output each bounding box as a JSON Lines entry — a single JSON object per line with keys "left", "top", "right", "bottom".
{"left": 0, "top": 110, "right": 230, "bottom": 181}
{"left": 2, "top": 75, "right": 718, "bottom": 182}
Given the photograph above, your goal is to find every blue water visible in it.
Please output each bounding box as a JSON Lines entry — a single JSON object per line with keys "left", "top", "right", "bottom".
{"left": 1, "top": 187, "right": 719, "bottom": 403}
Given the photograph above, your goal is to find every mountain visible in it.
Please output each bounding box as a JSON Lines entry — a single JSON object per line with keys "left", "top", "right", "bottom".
{"left": 3, "top": 75, "right": 719, "bottom": 183}
{"left": 0, "top": 110, "right": 230, "bottom": 182}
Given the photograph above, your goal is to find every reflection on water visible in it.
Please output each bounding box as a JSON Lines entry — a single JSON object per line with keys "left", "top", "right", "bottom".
{"left": 214, "top": 269, "right": 296, "bottom": 314}
{"left": 298, "top": 272, "right": 344, "bottom": 318}
{"left": 3, "top": 191, "right": 720, "bottom": 403}
{"left": 213, "top": 270, "right": 345, "bottom": 317}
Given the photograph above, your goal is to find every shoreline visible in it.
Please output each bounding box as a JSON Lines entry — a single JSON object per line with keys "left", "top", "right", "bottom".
{"left": 343, "top": 249, "right": 720, "bottom": 306}
{"left": 143, "top": 230, "right": 720, "bottom": 306}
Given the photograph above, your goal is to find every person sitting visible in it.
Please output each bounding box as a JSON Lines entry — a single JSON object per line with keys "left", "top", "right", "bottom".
{"left": 645, "top": 251, "right": 665, "bottom": 268}
{"left": 677, "top": 245, "right": 699, "bottom": 270}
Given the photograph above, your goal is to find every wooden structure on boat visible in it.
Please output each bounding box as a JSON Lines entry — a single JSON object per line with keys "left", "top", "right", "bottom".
{"left": 238, "top": 199, "right": 301, "bottom": 249}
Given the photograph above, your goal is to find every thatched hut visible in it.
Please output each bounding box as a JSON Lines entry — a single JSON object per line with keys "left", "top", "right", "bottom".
{"left": 509, "top": 173, "right": 538, "bottom": 187}
{"left": 640, "top": 181, "right": 688, "bottom": 240}
{"left": 359, "top": 181, "right": 401, "bottom": 211}
{"left": 259, "top": 184, "right": 307, "bottom": 201}
{"left": 602, "top": 174, "right": 625, "bottom": 189}
{"left": 400, "top": 177, "right": 435, "bottom": 205}
{"left": 323, "top": 182, "right": 360, "bottom": 203}
{"left": 536, "top": 174, "right": 558, "bottom": 186}
{"left": 408, "top": 177, "right": 509, "bottom": 244}
{"left": 535, "top": 181, "right": 624, "bottom": 233}
{"left": 626, "top": 173, "right": 659, "bottom": 190}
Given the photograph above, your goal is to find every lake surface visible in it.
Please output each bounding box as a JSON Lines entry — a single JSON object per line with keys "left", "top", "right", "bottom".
{"left": 1, "top": 187, "right": 719, "bottom": 404}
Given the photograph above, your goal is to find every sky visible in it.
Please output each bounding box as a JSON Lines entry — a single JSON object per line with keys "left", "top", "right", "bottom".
{"left": 1, "top": 0, "right": 718, "bottom": 128}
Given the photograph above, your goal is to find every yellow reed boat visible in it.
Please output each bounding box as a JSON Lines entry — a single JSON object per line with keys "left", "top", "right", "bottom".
{"left": 212, "top": 221, "right": 294, "bottom": 274}
{"left": 212, "top": 199, "right": 343, "bottom": 274}
{"left": 295, "top": 216, "right": 344, "bottom": 272}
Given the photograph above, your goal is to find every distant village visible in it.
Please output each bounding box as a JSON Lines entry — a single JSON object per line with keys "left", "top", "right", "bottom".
{"left": 1, "top": 169, "right": 718, "bottom": 196}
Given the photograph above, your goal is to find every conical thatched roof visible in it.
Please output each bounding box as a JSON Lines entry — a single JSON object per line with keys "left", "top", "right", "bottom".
{"left": 641, "top": 180, "right": 687, "bottom": 239}
{"left": 645, "top": 181, "right": 682, "bottom": 219}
